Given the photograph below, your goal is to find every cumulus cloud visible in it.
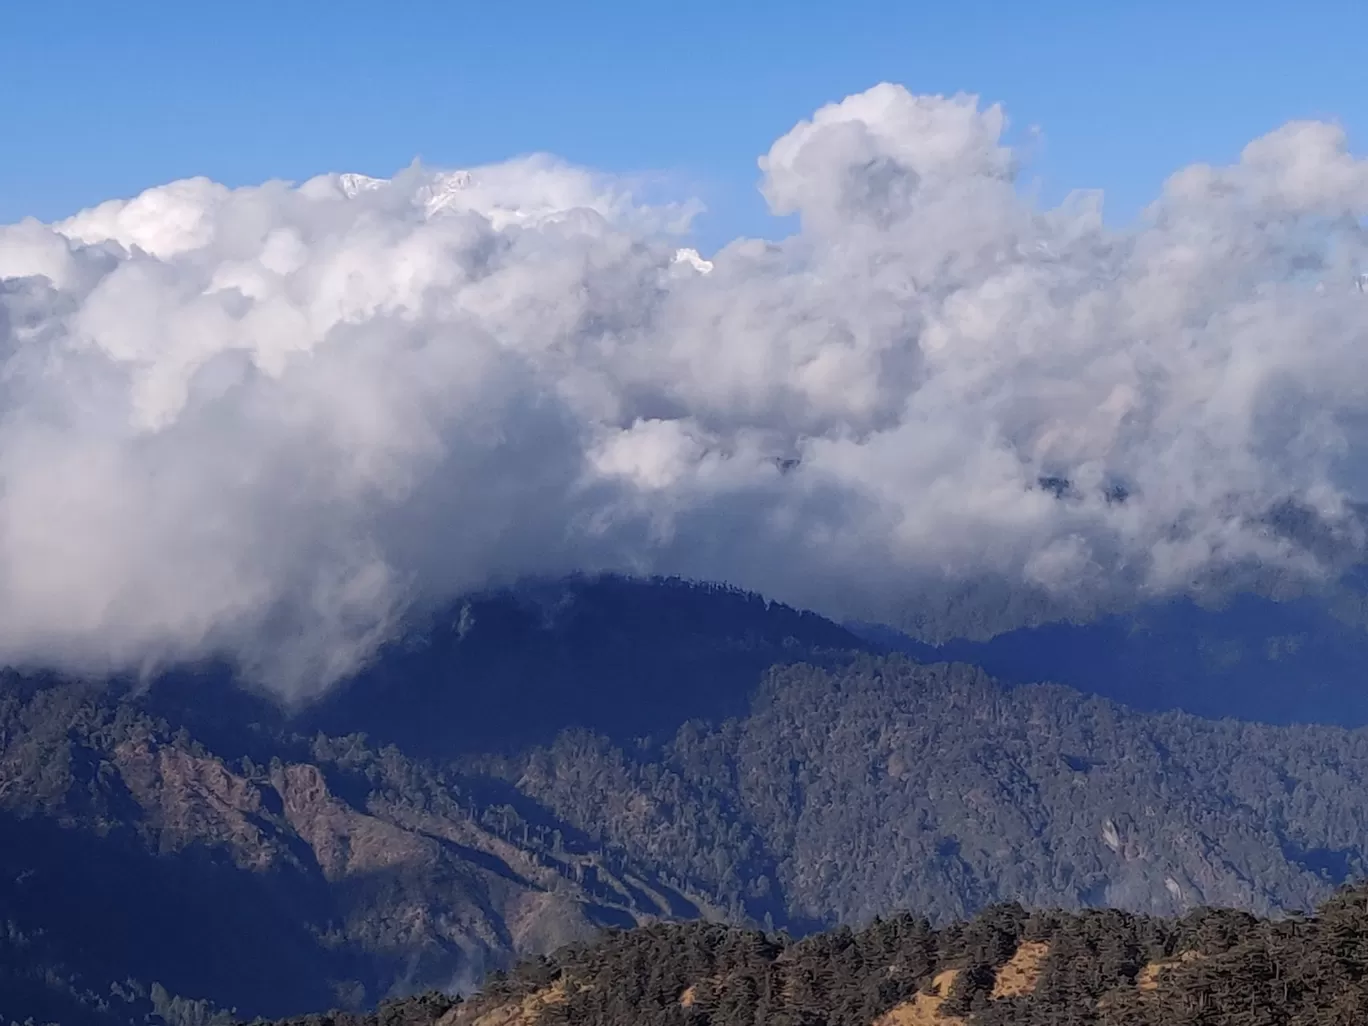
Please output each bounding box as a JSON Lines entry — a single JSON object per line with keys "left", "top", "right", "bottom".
{"left": 2, "top": 83, "right": 1367, "bottom": 697}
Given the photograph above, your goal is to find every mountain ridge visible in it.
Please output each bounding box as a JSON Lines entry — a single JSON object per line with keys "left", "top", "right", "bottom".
{"left": 6, "top": 576, "right": 1368, "bottom": 1025}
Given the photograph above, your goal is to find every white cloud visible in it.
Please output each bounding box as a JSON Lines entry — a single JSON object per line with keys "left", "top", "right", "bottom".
{"left": 2, "top": 84, "right": 1367, "bottom": 696}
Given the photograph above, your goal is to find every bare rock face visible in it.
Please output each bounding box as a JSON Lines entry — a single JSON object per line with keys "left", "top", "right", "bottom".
{"left": 275, "top": 761, "right": 438, "bottom": 879}
{"left": 113, "top": 739, "right": 293, "bottom": 869}
{"left": 0, "top": 675, "right": 701, "bottom": 1026}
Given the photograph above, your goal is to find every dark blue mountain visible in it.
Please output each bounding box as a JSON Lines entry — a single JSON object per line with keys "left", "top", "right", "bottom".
{"left": 296, "top": 574, "right": 869, "bottom": 757}
{"left": 854, "top": 590, "right": 1368, "bottom": 726}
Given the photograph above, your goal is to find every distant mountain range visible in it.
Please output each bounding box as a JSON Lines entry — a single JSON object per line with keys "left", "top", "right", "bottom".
{"left": 5, "top": 575, "right": 1368, "bottom": 1025}
{"left": 857, "top": 585, "right": 1368, "bottom": 727}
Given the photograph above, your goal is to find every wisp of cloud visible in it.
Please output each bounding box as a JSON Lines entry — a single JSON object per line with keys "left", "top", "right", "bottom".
{"left": 2, "top": 84, "right": 1367, "bottom": 697}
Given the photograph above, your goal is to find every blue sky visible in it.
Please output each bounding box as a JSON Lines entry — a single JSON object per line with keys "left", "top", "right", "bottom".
{"left": 3, "top": 0, "right": 1365, "bottom": 250}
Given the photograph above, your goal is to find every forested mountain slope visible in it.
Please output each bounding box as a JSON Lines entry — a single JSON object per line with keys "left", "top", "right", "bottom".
{"left": 0, "top": 679, "right": 701, "bottom": 1026}
{"left": 479, "top": 656, "right": 1368, "bottom": 930}
{"left": 6, "top": 579, "right": 1368, "bottom": 1025}
{"left": 209, "top": 575, "right": 865, "bottom": 759}
{"left": 0, "top": 579, "right": 870, "bottom": 1026}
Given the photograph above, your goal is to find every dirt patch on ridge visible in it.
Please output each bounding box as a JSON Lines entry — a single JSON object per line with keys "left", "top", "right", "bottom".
{"left": 873, "top": 968, "right": 966, "bottom": 1026}
{"left": 991, "top": 940, "right": 1050, "bottom": 998}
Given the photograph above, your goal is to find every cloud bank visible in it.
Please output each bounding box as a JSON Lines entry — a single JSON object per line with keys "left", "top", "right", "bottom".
{"left": 3, "top": 84, "right": 1368, "bottom": 696}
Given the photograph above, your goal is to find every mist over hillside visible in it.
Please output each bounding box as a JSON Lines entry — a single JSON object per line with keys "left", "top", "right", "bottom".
{"left": 262, "top": 887, "right": 1368, "bottom": 1026}
{"left": 2, "top": 83, "right": 1368, "bottom": 702}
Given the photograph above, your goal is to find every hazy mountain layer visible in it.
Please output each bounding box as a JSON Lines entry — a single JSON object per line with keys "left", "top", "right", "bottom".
{"left": 865, "top": 585, "right": 1368, "bottom": 727}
